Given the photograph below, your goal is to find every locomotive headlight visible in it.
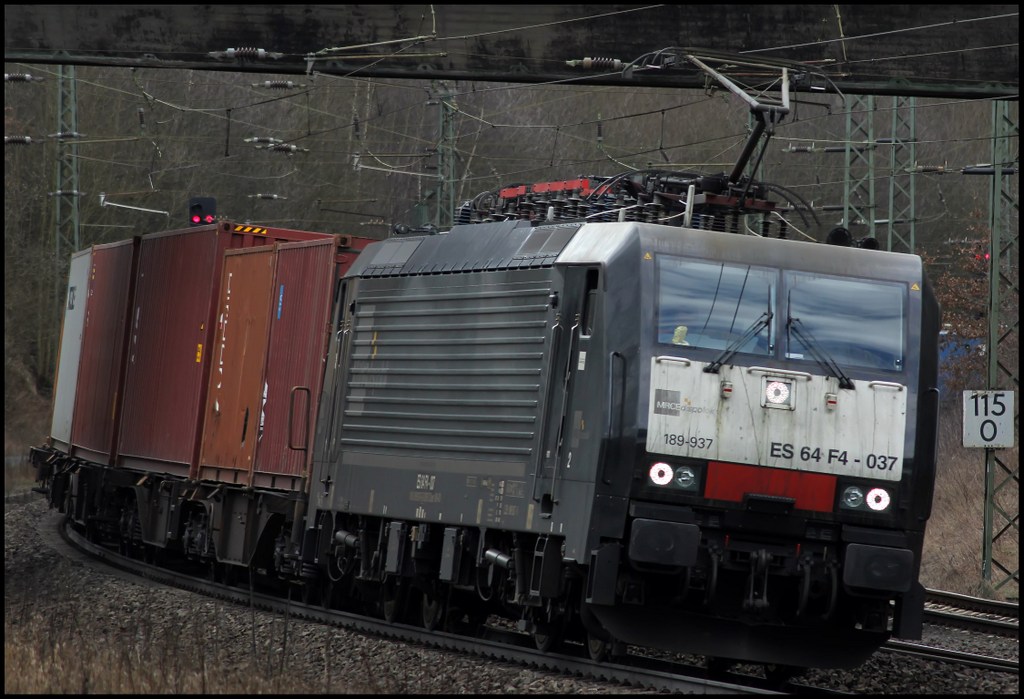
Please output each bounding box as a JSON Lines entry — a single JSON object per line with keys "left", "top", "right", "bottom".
{"left": 761, "top": 377, "right": 795, "bottom": 410}
{"left": 674, "top": 466, "right": 697, "bottom": 490}
{"left": 766, "top": 380, "right": 790, "bottom": 404}
{"left": 842, "top": 486, "right": 865, "bottom": 509}
{"left": 866, "top": 488, "right": 891, "bottom": 511}
{"left": 649, "top": 462, "right": 674, "bottom": 486}
{"left": 840, "top": 484, "right": 894, "bottom": 513}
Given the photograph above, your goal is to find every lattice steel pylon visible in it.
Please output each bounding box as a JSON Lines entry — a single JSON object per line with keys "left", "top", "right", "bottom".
{"left": 47, "top": 64, "right": 81, "bottom": 379}
{"left": 432, "top": 81, "right": 457, "bottom": 230}
{"left": 882, "top": 96, "right": 917, "bottom": 254}
{"left": 842, "top": 95, "right": 876, "bottom": 239}
{"left": 982, "top": 99, "right": 1019, "bottom": 593}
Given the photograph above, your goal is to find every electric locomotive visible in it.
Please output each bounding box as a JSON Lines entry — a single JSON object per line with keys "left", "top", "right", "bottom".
{"left": 305, "top": 176, "right": 941, "bottom": 669}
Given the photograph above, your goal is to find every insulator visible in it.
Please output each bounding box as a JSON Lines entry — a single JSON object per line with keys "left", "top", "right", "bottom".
{"left": 48, "top": 131, "right": 86, "bottom": 139}
{"left": 253, "top": 80, "right": 304, "bottom": 89}
{"left": 269, "top": 143, "right": 304, "bottom": 153}
{"left": 643, "top": 201, "right": 662, "bottom": 222}
{"left": 4, "top": 136, "right": 33, "bottom": 145}
{"left": 5, "top": 73, "right": 41, "bottom": 82}
{"left": 248, "top": 193, "right": 286, "bottom": 200}
{"left": 48, "top": 190, "right": 83, "bottom": 197}
{"left": 226, "top": 47, "right": 268, "bottom": 60}
{"left": 581, "top": 57, "right": 623, "bottom": 70}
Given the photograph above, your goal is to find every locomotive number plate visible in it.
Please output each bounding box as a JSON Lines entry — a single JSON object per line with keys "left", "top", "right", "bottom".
{"left": 646, "top": 357, "right": 907, "bottom": 481}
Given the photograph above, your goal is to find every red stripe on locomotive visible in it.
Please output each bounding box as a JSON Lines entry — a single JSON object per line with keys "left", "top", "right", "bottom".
{"left": 705, "top": 461, "right": 837, "bottom": 513}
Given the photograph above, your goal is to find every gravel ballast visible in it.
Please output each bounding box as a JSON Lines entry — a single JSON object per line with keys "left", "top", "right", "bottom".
{"left": 5, "top": 495, "right": 1018, "bottom": 694}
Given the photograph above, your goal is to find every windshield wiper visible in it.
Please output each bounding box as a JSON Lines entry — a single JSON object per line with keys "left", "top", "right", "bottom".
{"left": 786, "top": 294, "right": 855, "bottom": 389}
{"left": 704, "top": 310, "right": 772, "bottom": 373}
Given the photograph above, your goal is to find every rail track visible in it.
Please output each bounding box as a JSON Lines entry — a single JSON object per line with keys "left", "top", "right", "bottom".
{"left": 51, "top": 511, "right": 1018, "bottom": 694}
{"left": 54, "top": 514, "right": 789, "bottom": 695}
{"left": 923, "top": 588, "right": 1019, "bottom": 638}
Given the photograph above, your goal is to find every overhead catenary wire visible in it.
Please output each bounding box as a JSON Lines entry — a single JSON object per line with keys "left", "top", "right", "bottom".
{"left": 8, "top": 26, "right": 1013, "bottom": 232}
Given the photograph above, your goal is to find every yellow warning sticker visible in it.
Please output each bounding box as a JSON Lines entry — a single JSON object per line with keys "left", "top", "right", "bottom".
{"left": 196, "top": 343, "right": 203, "bottom": 363}
{"left": 233, "top": 225, "right": 268, "bottom": 235}
{"left": 910, "top": 283, "right": 920, "bottom": 291}
{"left": 643, "top": 252, "right": 653, "bottom": 260}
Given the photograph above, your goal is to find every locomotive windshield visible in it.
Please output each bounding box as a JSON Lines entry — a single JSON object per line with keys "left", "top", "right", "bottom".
{"left": 657, "top": 256, "right": 907, "bottom": 373}
{"left": 784, "top": 272, "right": 905, "bottom": 372}
{"left": 657, "top": 257, "right": 775, "bottom": 355}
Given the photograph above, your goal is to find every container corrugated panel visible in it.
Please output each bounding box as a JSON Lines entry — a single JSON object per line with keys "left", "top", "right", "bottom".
{"left": 49, "top": 248, "right": 93, "bottom": 451}
{"left": 118, "top": 227, "right": 222, "bottom": 474}
{"left": 197, "top": 248, "right": 276, "bottom": 484}
{"left": 116, "top": 222, "right": 342, "bottom": 477}
{"left": 251, "top": 238, "right": 338, "bottom": 490}
{"left": 69, "top": 239, "right": 138, "bottom": 464}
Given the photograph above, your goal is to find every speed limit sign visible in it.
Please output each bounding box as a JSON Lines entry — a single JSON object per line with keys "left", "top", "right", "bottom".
{"left": 962, "top": 390, "right": 1015, "bottom": 448}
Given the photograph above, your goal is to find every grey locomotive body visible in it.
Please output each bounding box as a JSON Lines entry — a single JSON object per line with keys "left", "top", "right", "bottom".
{"left": 308, "top": 217, "right": 940, "bottom": 667}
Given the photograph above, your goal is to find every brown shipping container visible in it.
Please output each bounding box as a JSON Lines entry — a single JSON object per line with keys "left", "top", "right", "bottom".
{"left": 197, "top": 238, "right": 338, "bottom": 491}
{"left": 253, "top": 238, "right": 338, "bottom": 489}
{"left": 198, "top": 247, "right": 277, "bottom": 483}
{"left": 116, "top": 222, "right": 334, "bottom": 477}
{"left": 69, "top": 238, "right": 140, "bottom": 464}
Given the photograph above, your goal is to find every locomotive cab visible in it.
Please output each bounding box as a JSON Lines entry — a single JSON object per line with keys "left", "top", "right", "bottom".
{"left": 573, "top": 222, "right": 940, "bottom": 668}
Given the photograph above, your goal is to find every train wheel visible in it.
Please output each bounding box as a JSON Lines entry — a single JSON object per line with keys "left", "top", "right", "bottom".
{"left": 586, "top": 633, "right": 611, "bottom": 662}
{"left": 381, "top": 577, "right": 408, "bottom": 624}
{"left": 301, "top": 579, "right": 319, "bottom": 605}
{"left": 533, "top": 623, "right": 561, "bottom": 653}
{"left": 531, "top": 604, "right": 565, "bottom": 653}
{"left": 421, "top": 589, "right": 445, "bottom": 631}
{"left": 320, "top": 579, "right": 337, "bottom": 610}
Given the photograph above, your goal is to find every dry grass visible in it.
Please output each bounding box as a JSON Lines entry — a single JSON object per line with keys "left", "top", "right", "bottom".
{"left": 921, "top": 400, "right": 1019, "bottom": 601}
{"left": 5, "top": 458, "right": 37, "bottom": 499}
{"left": 2, "top": 591, "right": 378, "bottom": 695}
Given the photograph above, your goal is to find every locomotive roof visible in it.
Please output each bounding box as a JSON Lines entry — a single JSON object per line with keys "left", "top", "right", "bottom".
{"left": 347, "top": 220, "right": 923, "bottom": 282}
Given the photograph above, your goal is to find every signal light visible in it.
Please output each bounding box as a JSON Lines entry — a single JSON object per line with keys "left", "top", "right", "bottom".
{"left": 188, "top": 196, "right": 217, "bottom": 226}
